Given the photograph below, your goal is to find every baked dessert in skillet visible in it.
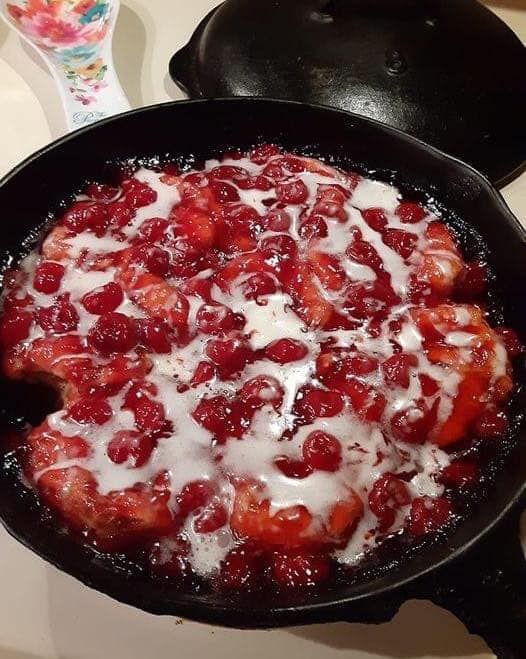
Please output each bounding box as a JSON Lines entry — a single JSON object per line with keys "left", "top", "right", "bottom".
{"left": 0, "top": 146, "right": 521, "bottom": 589}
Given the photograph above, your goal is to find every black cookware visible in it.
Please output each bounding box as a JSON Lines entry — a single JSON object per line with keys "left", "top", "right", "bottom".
{"left": 169, "top": 0, "right": 526, "bottom": 187}
{"left": 0, "top": 99, "right": 525, "bottom": 658}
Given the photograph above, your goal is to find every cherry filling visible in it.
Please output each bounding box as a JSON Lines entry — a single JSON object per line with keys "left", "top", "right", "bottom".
{"left": 0, "top": 146, "right": 520, "bottom": 592}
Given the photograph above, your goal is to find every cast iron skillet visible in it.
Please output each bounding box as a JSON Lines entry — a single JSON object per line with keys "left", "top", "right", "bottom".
{"left": 0, "top": 99, "right": 525, "bottom": 658}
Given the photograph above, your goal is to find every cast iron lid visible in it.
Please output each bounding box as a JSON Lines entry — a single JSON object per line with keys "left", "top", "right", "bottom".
{"left": 169, "top": 0, "right": 526, "bottom": 187}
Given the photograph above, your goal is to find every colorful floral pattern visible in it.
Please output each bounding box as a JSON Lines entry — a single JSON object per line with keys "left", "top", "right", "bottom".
{"left": 7, "top": 0, "right": 112, "bottom": 105}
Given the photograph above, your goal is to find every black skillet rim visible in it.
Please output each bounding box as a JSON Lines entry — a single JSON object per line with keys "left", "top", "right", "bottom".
{"left": 0, "top": 97, "right": 525, "bottom": 625}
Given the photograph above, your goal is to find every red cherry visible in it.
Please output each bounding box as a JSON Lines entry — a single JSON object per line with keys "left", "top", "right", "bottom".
{"left": 495, "top": 327, "right": 523, "bottom": 358}
{"left": 439, "top": 461, "right": 478, "bottom": 487}
{"left": 381, "top": 353, "right": 418, "bottom": 388}
{"left": 192, "top": 396, "right": 230, "bottom": 437}
{"left": 82, "top": 282, "right": 123, "bottom": 315}
{"left": 138, "top": 217, "right": 170, "bottom": 243}
{"left": 276, "top": 180, "right": 308, "bottom": 204}
{"left": 219, "top": 546, "right": 259, "bottom": 589}
{"left": 455, "top": 260, "right": 487, "bottom": 298}
{"left": 176, "top": 480, "right": 214, "bottom": 516}
{"left": 61, "top": 201, "right": 109, "bottom": 235}
{"left": 133, "top": 397, "right": 168, "bottom": 435}
{"left": 122, "top": 179, "right": 158, "bottom": 207}
{"left": 107, "top": 430, "right": 154, "bottom": 467}
{"left": 36, "top": 296, "right": 79, "bottom": 334}
{"left": 382, "top": 228, "right": 417, "bottom": 259}
{"left": 194, "top": 500, "right": 228, "bottom": 533}
{"left": 208, "top": 165, "right": 246, "bottom": 181}
{"left": 260, "top": 234, "right": 297, "bottom": 261}
{"left": 107, "top": 201, "right": 134, "bottom": 228}
{"left": 361, "top": 208, "right": 387, "bottom": 232}
{"left": 88, "top": 312, "right": 138, "bottom": 355}
{"left": 395, "top": 202, "right": 426, "bottom": 224}
{"left": 302, "top": 431, "right": 341, "bottom": 472}
{"left": 241, "top": 272, "right": 277, "bottom": 300}
{"left": 298, "top": 215, "right": 328, "bottom": 239}
{"left": 274, "top": 456, "right": 313, "bottom": 479}
{"left": 196, "top": 304, "right": 235, "bottom": 335}
{"left": 369, "top": 473, "right": 411, "bottom": 531}
{"left": 0, "top": 309, "right": 33, "bottom": 347}
{"left": 205, "top": 339, "right": 253, "bottom": 377}
{"left": 474, "top": 407, "right": 508, "bottom": 438}
{"left": 265, "top": 338, "right": 308, "bottom": 364}
{"left": 281, "top": 156, "right": 307, "bottom": 173}
{"left": 295, "top": 387, "right": 344, "bottom": 422}
{"left": 33, "top": 261, "right": 65, "bottom": 294}
{"left": 391, "top": 399, "right": 436, "bottom": 444}
{"left": 68, "top": 397, "right": 112, "bottom": 425}
{"left": 409, "top": 496, "right": 452, "bottom": 536}
{"left": 250, "top": 144, "right": 280, "bottom": 164}
{"left": 419, "top": 373, "right": 439, "bottom": 396}
{"left": 85, "top": 182, "right": 120, "bottom": 201}
{"left": 190, "top": 361, "right": 217, "bottom": 387}
{"left": 149, "top": 538, "right": 192, "bottom": 579}
{"left": 132, "top": 245, "right": 170, "bottom": 277}
{"left": 240, "top": 375, "right": 283, "bottom": 409}
{"left": 138, "top": 317, "right": 172, "bottom": 353}
{"left": 270, "top": 551, "right": 330, "bottom": 588}
{"left": 210, "top": 180, "right": 240, "bottom": 203}
{"left": 263, "top": 209, "right": 291, "bottom": 232}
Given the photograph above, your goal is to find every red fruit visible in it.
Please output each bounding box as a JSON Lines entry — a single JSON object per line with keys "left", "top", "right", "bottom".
{"left": 241, "top": 273, "right": 277, "bottom": 299}
{"left": 192, "top": 396, "right": 230, "bottom": 438}
{"left": 260, "top": 234, "right": 297, "bottom": 260}
{"left": 138, "top": 217, "right": 170, "bottom": 243}
{"left": 361, "top": 208, "right": 387, "bottom": 232}
{"left": 295, "top": 387, "right": 344, "bottom": 422}
{"left": 474, "top": 407, "right": 508, "bottom": 438}
{"left": 495, "top": 327, "right": 522, "bottom": 358}
{"left": 368, "top": 473, "right": 411, "bottom": 531}
{"left": 68, "top": 397, "right": 112, "bottom": 425}
{"left": 419, "top": 373, "right": 439, "bottom": 396}
{"left": 276, "top": 180, "right": 308, "bottom": 204}
{"left": 190, "top": 361, "right": 216, "bottom": 387}
{"left": 210, "top": 180, "right": 240, "bottom": 203}
{"left": 82, "top": 282, "right": 123, "bottom": 315}
{"left": 344, "top": 280, "right": 399, "bottom": 320}
{"left": 270, "top": 551, "right": 330, "bottom": 588}
{"left": 409, "top": 496, "right": 452, "bottom": 536}
{"left": 395, "top": 201, "right": 426, "bottom": 224}
{"left": 240, "top": 375, "right": 283, "bottom": 409}
{"left": 383, "top": 228, "right": 417, "bottom": 259}
{"left": 85, "top": 182, "right": 119, "bottom": 201}
{"left": 455, "top": 260, "right": 487, "bottom": 298}
{"left": 36, "top": 296, "right": 79, "bottom": 334}
{"left": 281, "top": 156, "right": 307, "bottom": 173}
{"left": 219, "top": 547, "right": 259, "bottom": 589}
{"left": 0, "top": 309, "right": 33, "bottom": 347}
{"left": 196, "top": 304, "right": 235, "bottom": 335}
{"left": 274, "top": 456, "right": 313, "bottom": 479}
{"left": 176, "top": 480, "right": 214, "bottom": 515}
{"left": 138, "top": 317, "right": 172, "bottom": 353}
{"left": 132, "top": 245, "right": 170, "bottom": 277}
{"left": 61, "top": 201, "right": 109, "bottom": 235}
{"left": 194, "top": 500, "right": 228, "bottom": 533}
{"left": 343, "top": 379, "right": 386, "bottom": 422}
{"left": 107, "top": 201, "right": 134, "bottom": 228}
{"left": 302, "top": 431, "right": 341, "bottom": 472}
{"left": 263, "top": 209, "right": 291, "bottom": 232}
{"left": 107, "top": 430, "right": 154, "bottom": 468}
{"left": 33, "top": 261, "right": 65, "bottom": 294}
{"left": 298, "top": 215, "right": 328, "bottom": 239}
{"left": 122, "top": 179, "right": 157, "bottom": 207}
{"left": 205, "top": 339, "right": 253, "bottom": 377}
{"left": 149, "top": 538, "right": 191, "bottom": 579}
{"left": 88, "top": 312, "right": 138, "bottom": 355}
{"left": 208, "top": 165, "right": 246, "bottom": 181}
{"left": 265, "top": 338, "right": 308, "bottom": 364}
{"left": 439, "top": 461, "right": 478, "bottom": 487}
{"left": 391, "top": 399, "right": 436, "bottom": 444}
{"left": 381, "top": 353, "right": 418, "bottom": 388}
{"left": 250, "top": 144, "right": 280, "bottom": 164}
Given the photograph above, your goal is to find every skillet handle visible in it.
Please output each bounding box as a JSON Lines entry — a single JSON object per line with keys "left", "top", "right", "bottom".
{"left": 423, "top": 505, "right": 526, "bottom": 659}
